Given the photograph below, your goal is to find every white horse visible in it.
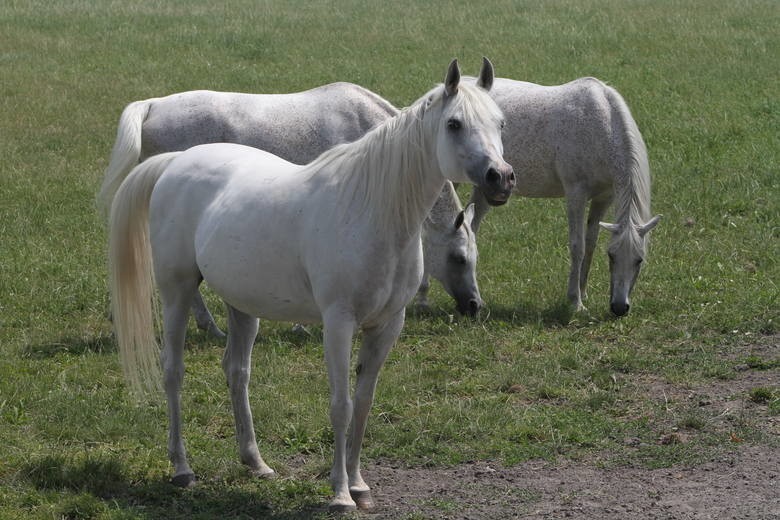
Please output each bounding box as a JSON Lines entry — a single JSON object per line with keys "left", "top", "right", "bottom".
{"left": 100, "top": 83, "right": 482, "bottom": 337}
{"left": 466, "top": 77, "right": 661, "bottom": 316}
{"left": 416, "top": 181, "right": 481, "bottom": 314}
{"left": 108, "top": 59, "right": 513, "bottom": 512}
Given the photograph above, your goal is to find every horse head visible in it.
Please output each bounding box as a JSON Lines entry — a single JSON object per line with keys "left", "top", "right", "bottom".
{"left": 431, "top": 58, "right": 515, "bottom": 205}
{"left": 600, "top": 215, "right": 661, "bottom": 316}
{"left": 424, "top": 202, "right": 483, "bottom": 317}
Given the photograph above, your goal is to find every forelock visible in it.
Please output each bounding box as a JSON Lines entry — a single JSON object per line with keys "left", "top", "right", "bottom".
{"left": 422, "top": 82, "right": 503, "bottom": 126}
{"left": 449, "top": 82, "right": 503, "bottom": 125}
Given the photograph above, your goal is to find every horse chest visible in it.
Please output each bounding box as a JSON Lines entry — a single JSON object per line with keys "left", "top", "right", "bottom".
{"left": 308, "top": 236, "right": 423, "bottom": 326}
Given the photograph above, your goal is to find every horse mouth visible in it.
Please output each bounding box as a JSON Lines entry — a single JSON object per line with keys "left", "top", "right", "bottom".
{"left": 481, "top": 187, "right": 512, "bottom": 206}
{"left": 485, "top": 193, "right": 511, "bottom": 206}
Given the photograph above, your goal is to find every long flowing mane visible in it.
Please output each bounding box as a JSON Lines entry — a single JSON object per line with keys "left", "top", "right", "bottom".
{"left": 298, "top": 82, "right": 502, "bottom": 238}
{"left": 606, "top": 86, "right": 652, "bottom": 253}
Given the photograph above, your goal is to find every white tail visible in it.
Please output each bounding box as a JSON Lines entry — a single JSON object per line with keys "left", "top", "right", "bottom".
{"left": 98, "top": 100, "right": 155, "bottom": 218}
{"left": 109, "top": 152, "right": 180, "bottom": 396}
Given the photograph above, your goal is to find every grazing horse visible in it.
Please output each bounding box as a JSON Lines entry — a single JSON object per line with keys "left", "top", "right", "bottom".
{"left": 467, "top": 77, "right": 661, "bottom": 315}
{"left": 100, "top": 83, "right": 481, "bottom": 336}
{"left": 108, "top": 59, "right": 513, "bottom": 511}
{"left": 416, "top": 182, "right": 481, "bottom": 315}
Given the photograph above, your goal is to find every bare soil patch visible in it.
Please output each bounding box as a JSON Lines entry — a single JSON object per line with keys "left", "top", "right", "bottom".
{"left": 363, "top": 336, "right": 779, "bottom": 519}
{"left": 364, "top": 445, "right": 778, "bottom": 519}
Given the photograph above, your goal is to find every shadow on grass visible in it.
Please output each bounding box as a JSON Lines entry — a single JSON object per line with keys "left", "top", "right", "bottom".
{"left": 23, "top": 333, "right": 117, "bottom": 359}
{"left": 480, "top": 300, "right": 575, "bottom": 327}
{"left": 20, "top": 453, "right": 333, "bottom": 519}
{"left": 409, "top": 298, "right": 591, "bottom": 328}
{"left": 186, "top": 322, "right": 325, "bottom": 355}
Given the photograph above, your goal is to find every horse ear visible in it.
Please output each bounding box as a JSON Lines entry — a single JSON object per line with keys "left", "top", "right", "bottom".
{"left": 599, "top": 221, "right": 621, "bottom": 234}
{"left": 463, "top": 203, "right": 476, "bottom": 227}
{"left": 638, "top": 215, "right": 662, "bottom": 237}
{"left": 444, "top": 59, "right": 460, "bottom": 97}
{"left": 454, "top": 209, "right": 465, "bottom": 230}
{"left": 476, "top": 57, "right": 494, "bottom": 92}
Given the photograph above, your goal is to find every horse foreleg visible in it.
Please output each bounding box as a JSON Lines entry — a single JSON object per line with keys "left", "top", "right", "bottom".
{"left": 467, "top": 186, "right": 492, "bottom": 234}
{"left": 565, "top": 194, "right": 588, "bottom": 312}
{"left": 191, "top": 290, "right": 226, "bottom": 338}
{"left": 414, "top": 272, "right": 431, "bottom": 310}
{"left": 581, "top": 194, "right": 612, "bottom": 300}
{"left": 347, "top": 308, "right": 405, "bottom": 510}
{"left": 322, "top": 309, "right": 358, "bottom": 511}
{"left": 222, "top": 305, "right": 274, "bottom": 478}
{"left": 160, "top": 283, "right": 198, "bottom": 487}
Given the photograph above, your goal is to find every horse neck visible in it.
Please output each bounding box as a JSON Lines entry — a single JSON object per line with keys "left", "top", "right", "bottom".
{"left": 425, "top": 182, "right": 461, "bottom": 228}
{"left": 335, "top": 102, "right": 446, "bottom": 244}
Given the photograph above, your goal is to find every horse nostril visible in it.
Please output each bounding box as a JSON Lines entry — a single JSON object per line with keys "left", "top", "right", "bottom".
{"left": 509, "top": 170, "right": 516, "bottom": 183}
{"left": 468, "top": 298, "right": 481, "bottom": 316}
{"left": 486, "top": 167, "right": 500, "bottom": 185}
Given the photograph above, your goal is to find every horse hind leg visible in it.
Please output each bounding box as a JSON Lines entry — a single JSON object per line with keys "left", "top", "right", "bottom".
{"left": 158, "top": 278, "right": 200, "bottom": 487}
{"left": 191, "top": 287, "right": 226, "bottom": 338}
{"left": 222, "top": 305, "right": 274, "bottom": 478}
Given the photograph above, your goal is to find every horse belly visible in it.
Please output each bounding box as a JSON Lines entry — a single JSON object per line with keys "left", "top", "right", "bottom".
{"left": 513, "top": 166, "right": 565, "bottom": 198}
{"left": 198, "top": 238, "right": 321, "bottom": 323}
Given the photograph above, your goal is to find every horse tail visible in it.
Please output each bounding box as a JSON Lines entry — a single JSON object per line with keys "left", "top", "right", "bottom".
{"left": 108, "top": 152, "right": 180, "bottom": 396}
{"left": 98, "top": 99, "right": 155, "bottom": 218}
{"left": 604, "top": 85, "right": 651, "bottom": 222}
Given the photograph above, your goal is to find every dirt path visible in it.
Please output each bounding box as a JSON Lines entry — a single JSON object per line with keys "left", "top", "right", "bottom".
{"left": 362, "top": 337, "right": 779, "bottom": 519}
{"left": 364, "top": 445, "right": 778, "bottom": 519}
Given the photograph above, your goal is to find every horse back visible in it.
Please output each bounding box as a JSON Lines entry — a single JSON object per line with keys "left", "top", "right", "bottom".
{"left": 140, "top": 84, "right": 397, "bottom": 164}
{"left": 491, "top": 77, "right": 629, "bottom": 198}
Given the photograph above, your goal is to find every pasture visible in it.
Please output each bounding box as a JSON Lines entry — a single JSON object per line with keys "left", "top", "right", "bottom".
{"left": 0, "top": 1, "right": 777, "bottom": 518}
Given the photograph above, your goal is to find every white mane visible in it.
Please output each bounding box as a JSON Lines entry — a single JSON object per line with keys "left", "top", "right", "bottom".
{"left": 299, "top": 82, "right": 502, "bottom": 238}
{"left": 606, "top": 86, "right": 652, "bottom": 255}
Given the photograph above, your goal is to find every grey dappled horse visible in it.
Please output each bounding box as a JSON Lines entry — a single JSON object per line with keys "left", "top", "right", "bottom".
{"left": 467, "top": 77, "right": 661, "bottom": 316}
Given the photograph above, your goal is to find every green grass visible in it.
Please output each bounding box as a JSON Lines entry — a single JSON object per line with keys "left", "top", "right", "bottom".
{"left": 1, "top": 0, "right": 778, "bottom": 518}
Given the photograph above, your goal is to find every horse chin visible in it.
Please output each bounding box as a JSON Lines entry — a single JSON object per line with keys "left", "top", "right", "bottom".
{"left": 486, "top": 197, "right": 509, "bottom": 207}
{"left": 480, "top": 187, "right": 512, "bottom": 206}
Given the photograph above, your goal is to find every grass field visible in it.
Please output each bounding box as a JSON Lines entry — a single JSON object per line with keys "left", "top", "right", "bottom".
{"left": 0, "top": 1, "right": 778, "bottom": 518}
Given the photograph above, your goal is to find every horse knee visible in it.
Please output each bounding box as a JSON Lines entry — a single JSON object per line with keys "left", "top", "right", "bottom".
{"left": 330, "top": 396, "right": 353, "bottom": 430}
{"left": 224, "top": 364, "right": 250, "bottom": 390}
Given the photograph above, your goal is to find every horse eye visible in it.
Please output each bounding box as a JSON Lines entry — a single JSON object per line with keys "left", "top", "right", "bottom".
{"left": 447, "top": 119, "right": 462, "bottom": 130}
{"left": 500, "top": 120, "right": 506, "bottom": 129}
{"left": 635, "top": 258, "right": 644, "bottom": 267}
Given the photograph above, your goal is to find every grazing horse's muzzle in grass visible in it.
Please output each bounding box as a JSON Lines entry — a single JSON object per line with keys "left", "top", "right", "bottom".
{"left": 455, "top": 294, "right": 484, "bottom": 317}
{"left": 611, "top": 301, "right": 630, "bottom": 316}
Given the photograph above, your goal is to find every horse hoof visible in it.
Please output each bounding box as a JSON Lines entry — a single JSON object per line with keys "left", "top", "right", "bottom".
{"left": 250, "top": 468, "right": 277, "bottom": 480}
{"left": 171, "top": 473, "right": 197, "bottom": 488}
{"left": 328, "top": 500, "right": 357, "bottom": 513}
{"left": 350, "top": 488, "right": 375, "bottom": 510}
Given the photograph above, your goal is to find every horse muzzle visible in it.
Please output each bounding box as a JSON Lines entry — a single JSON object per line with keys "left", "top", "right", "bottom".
{"left": 611, "top": 301, "right": 630, "bottom": 316}
{"left": 456, "top": 295, "right": 484, "bottom": 317}
{"left": 481, "top": 164, "right": 515, "bottom": 206}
